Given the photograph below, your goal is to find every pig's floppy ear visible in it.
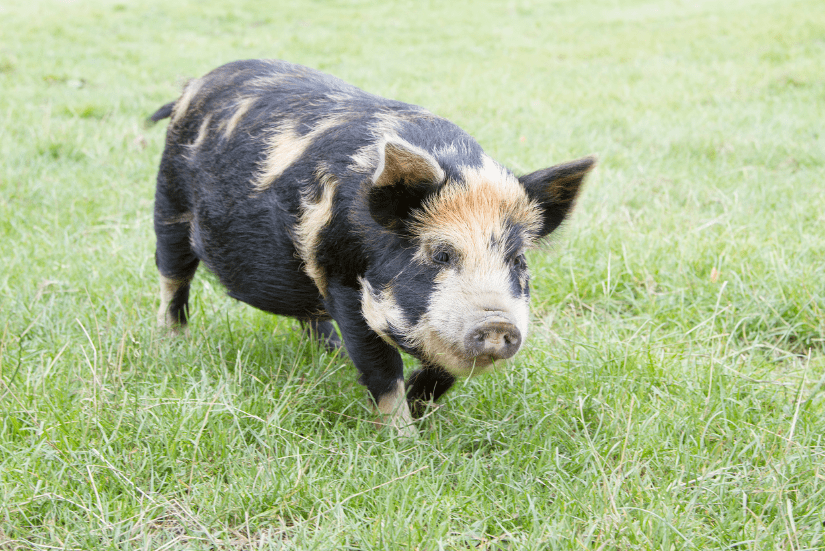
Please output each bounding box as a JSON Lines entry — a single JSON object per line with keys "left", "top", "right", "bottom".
{"left": 519, "top": 155, "right": 597, "bottom": 238}
{"left": 368, "top": 136, "right": 445, "bottom": 230}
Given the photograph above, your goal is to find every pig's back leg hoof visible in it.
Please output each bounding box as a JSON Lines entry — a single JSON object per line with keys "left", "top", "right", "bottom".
{"left": 157, "top": 271, "right": 196, "bottom": 332}
{"left": 406, "top": 366, "right": 456, "bottom": 418}
{"left": 155, "top": 235, "right": 199, "bottom": 332}
{"left": 300, "top": 319, "right": 345, "bottom": 354}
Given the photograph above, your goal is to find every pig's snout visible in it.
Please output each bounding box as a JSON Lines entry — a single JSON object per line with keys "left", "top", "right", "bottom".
{"left": 464, "top": 315, "right": 522, "bottom": 361}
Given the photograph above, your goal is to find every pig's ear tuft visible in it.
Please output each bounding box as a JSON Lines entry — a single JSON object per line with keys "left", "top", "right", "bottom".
{"left": 368, "top": 137, "right": 444, "bottom": 230}
{"left": 519, "top": 155, "right": 596, "bottom": 238}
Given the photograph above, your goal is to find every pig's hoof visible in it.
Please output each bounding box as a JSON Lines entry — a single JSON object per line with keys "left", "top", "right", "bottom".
{"left": 409, "top": 400, "right": 445, "bottom": 419}
{"left": 409, "top": 400, "right": 429, "bottom": 419}
{"left": 394, "top": 422, "right": 419, "bottom": 439}
{"left": 157, "top": 313, "right": 188, "bottom": 337}
{"left": 373, "top": 417, "right": 419, "bottom": 438}
{"left": 158, "top": 321, "right": 189, "bottom": 337}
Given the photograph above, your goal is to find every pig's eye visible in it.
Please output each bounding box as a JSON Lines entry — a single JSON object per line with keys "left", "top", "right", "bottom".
{"left": 432, "top": 250, "right": 451, "bottom": 265}
{"left": 512, "top": 254, "right": 527, "bottom": 270}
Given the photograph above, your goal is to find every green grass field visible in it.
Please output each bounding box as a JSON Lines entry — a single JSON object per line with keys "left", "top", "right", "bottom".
{"left": 1, "top": 0, "right": 824, "bottom": 548}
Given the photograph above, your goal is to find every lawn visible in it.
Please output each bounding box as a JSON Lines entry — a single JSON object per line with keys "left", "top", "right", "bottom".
{"left": 1, "top": 0, "right": 823, "bottom": 549}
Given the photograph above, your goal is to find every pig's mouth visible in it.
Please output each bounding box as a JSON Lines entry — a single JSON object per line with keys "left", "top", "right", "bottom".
{"left": 417, "top": 323, "right": 517, "bottom": 377}
{"left": 469, "top": 354, "right": 497, "bottom": 368}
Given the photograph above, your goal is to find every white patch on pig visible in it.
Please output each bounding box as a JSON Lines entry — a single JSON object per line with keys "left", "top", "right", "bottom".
{"left": 170, "top": 77, "right": 204, "bottom": 126}
{"left": 294, "top": 167, "right": 340, "bottom": 297}
{"left": 359, "top": 278, "right": 411, "bottom": 346}
{"left": 219, "top": 96, "right": 258, "bottom": 141}
{"left": 253, "top": 114, "right": 352, "bottom": 191}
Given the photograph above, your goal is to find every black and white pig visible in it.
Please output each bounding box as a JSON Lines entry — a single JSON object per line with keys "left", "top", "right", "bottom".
{"left": 150, "top": 59, "right": 595, "bottom": 436}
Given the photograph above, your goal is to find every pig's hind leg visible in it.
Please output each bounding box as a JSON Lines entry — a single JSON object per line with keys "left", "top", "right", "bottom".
{"left": 154, "top": 176, "right": 199, "bottom": 331}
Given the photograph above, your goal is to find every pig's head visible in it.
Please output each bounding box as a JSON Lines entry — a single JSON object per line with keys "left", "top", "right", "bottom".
{"left": 359, "top": 136, "right": 595, "bottom": 377}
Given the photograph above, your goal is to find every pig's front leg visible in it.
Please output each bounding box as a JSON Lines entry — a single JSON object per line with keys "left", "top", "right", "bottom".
{"left": 324, "top": 283, "right": 416, "bottom": 437}
{"left": 406, "top": 364, "right": 456, "bottom": 418}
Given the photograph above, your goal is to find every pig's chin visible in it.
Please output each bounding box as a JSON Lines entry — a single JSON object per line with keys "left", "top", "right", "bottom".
{"left": 444, "top": 354, "right": 503, "bottom": 378}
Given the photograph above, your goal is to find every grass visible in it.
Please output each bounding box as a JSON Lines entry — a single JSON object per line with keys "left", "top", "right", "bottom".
{"left": 1, "top": 0, "right": 824, "bottom": 548}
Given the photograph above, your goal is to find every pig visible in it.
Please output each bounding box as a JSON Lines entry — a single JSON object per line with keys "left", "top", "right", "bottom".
{"left": 150, "top": 59, "right": 595, "bottom": 436}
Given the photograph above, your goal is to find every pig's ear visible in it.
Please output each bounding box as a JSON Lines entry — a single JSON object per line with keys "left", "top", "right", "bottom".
{"left": 368, "top": 137, "right": 445, "bottom": 230}
{"left": 519, "top": 155, "right": 596, "bottom": 238}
